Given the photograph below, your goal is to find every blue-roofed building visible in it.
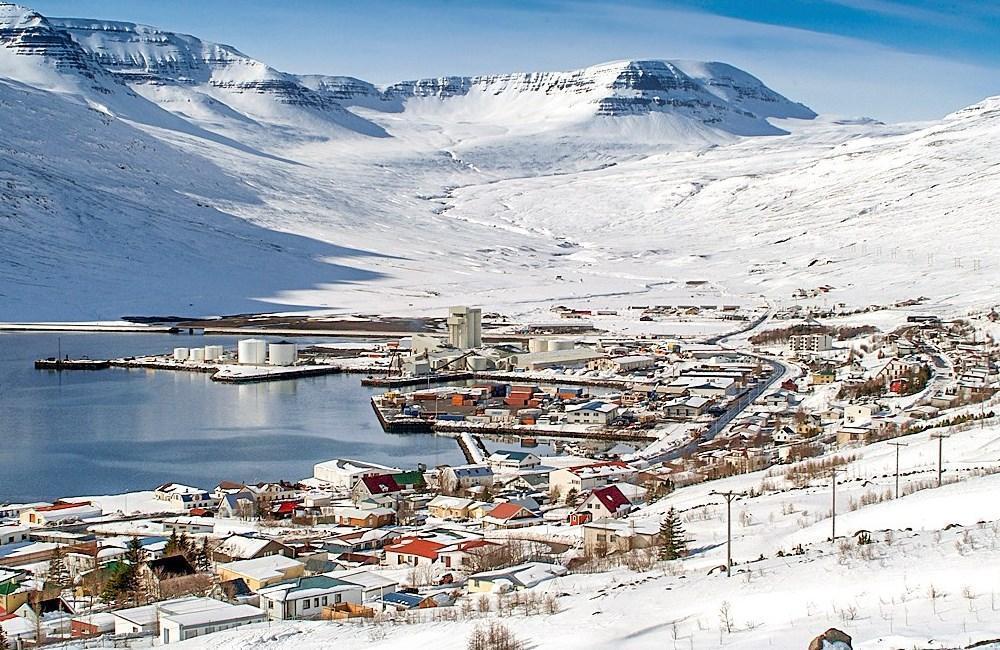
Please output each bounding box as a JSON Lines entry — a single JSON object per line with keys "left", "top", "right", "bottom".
{"left": 441, "top": 464, "right": 494, "bottom": 491}
{"left": 378, "top": 591, "right": 438, "bottom": 611}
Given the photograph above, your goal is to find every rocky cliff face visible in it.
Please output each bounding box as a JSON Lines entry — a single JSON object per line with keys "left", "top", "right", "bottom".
{"left": 50, "top": 17, "right": 343, "bottom": 110}
{"left": 381, "top": 60, "right": 816, "bottom": 124}
{"left": 2, "top": 2, "right": 815, "bottom": 140}
{"left": 0, "top": 4, "right": 117, "bottom": 89}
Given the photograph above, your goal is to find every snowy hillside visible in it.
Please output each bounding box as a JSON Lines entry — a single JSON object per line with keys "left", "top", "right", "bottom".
{"left": 0, "top": 1, "right": 997, "bottom": 323}
{"left": 169, "top": 420, "right": 1000, "bottom": 650}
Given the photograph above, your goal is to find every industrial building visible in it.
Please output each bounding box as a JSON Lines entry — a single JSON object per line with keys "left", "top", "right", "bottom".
{"left": 503, "top": 348, "right": 604, "bottom": 371}
{"left": 447, "top": 306, "right": 482, "bottom": 349}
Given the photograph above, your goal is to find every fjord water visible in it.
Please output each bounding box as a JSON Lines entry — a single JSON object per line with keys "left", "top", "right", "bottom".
{"left": 0, "top": 332, "right": 463, "bottom": 502}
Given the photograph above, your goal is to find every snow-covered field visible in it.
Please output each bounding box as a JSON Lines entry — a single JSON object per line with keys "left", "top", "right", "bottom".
{"left": 1, "top": 4, "right": 998, "bottom": 324}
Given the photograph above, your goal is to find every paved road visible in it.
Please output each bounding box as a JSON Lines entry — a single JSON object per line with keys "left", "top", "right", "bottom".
{"left": 643, "top": 355, "right": 788, "bottom": 465}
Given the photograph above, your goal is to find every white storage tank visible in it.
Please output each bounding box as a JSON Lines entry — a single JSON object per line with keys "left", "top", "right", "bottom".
{"left": 549, "top": 339, "right": 576, "bottom": 351}
{"left": 528, "top": 338, "right": 548, "bottom": 353}
{"left": 204, "top": 345, "right": 224, "bottom": 361}
{"left": 268, "top": 341, "right": 297, "bottom": 366}
{"left": 467, "top": 355, "right": 491, "bottom": 371}
{"left": 238, "top": 339, "right": 267, "bottom": 365}
{"left": 173, "top": 347, "right": 190, "bottom": 361}
{"left": 188, "top": 348, "right": 205, "bottom": 363}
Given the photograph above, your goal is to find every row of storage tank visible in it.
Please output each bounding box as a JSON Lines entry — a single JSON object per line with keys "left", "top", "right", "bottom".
{"left": 172, "top": 339, "right": 298, "bottom": 366}
{"left": 527, "top": 338, "right": 577, "bottom": 353}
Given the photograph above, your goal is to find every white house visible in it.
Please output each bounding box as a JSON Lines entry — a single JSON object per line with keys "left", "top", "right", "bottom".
{"left": 441, "top": 464, "right": 494, "bottom": 491}
{"left": 258, "top": 576, "right": 362, "bottom": 620}
{"left": 313, "top": 459, "right": 401, "bottom": 489}
{"left": 20, "top": 501, "right": 102, "bottom": 527}
{"left": 325, "top": 569, "right": 399, "bottom": 603}
{"left": 549, "top": 461, "right": 636, "bottom": 495}
{"left": 564, "top": 401, "right": 619, "bottom": 425}
{"left": 162, "top": 517, "right": 215, "bottom": 536}
{"left": 0, "top": 524, "right": 30, "bottom": 548}
{"left": 151, "top": 598, "right": 265, "bottom": 644}
{"left": 486, "top": 451, "right": 541, "bottom": 474}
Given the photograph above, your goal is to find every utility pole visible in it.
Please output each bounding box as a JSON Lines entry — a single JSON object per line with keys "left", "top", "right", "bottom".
{"left": 931, "top": 433, "right": 949, "bottom": 486}
{"left": 888, "top": 442, "right": 908, "bottom": 498}
{"left": 831, "top": 468, "right": 846, "bottom": 542}
{"left": 710, "top": 490, "right": 744, "bottom": 577}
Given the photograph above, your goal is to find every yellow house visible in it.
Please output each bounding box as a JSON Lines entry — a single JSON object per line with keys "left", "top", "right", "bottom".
{"left": 426, "top": 496, "right": 475, "bottom": 520}
{"left": 811, "top": 371, "right": 835, "bottom": 385}
{"left": 216, "top": 555, "right": 304, "bottom": 592}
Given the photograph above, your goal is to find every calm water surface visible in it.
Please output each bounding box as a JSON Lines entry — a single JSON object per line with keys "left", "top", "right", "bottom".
{"left": 0, "top": 332, "right": 464, "bottom": 502}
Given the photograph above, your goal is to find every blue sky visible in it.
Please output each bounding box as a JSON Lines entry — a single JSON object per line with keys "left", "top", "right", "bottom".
{"left": 27, "top": 0, "right": 1000, "bottom": 121}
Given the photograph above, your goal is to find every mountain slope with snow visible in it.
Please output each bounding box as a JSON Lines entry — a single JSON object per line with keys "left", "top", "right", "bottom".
{"left": 0, "top": 1, "right": 997, "bottom": 323}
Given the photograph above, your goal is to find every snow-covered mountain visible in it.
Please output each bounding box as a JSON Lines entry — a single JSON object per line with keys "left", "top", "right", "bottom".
{"left": 0, "top": 1, "right": 996, "bottom": 322}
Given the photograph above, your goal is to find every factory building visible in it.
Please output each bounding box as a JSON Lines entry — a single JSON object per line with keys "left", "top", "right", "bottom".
{"left": 447, "top": 306, "right": 482, "bottom": 350}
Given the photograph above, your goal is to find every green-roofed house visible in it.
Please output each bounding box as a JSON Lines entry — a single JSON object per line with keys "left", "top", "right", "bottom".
{"left": 257, "top": 576, "right": 363, "bottom": 620}
{"left": 392, "top": 471, "right": 426, "bottom": 490}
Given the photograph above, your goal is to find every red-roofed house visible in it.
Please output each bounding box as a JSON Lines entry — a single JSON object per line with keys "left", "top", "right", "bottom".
{"left": 351, "top": 474, "right": 403, "bottom": 504}
{"left": 383, "top": 538, "right": 446, "bottom": 567}
{"left": 570, "top": 485, "right": 632, "bottom": 525}
{"left": 481, "top": 502, "right": 541, "bottom": 530}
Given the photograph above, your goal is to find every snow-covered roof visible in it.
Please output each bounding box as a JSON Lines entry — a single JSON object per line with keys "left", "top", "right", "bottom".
{"left": 218, "top": 555, "right": 303, "bottom": 582}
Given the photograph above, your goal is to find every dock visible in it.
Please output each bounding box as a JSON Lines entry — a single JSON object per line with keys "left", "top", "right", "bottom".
{"left": 362, "top": 371, "right": 631, "bottom": 390}
{"left": 4, "top": 323, "right": 178, "bottom": 333}
{"left": 370, "top": 398, "right": 434, "bottom": 433}
{"left": 431, "top": 421, "right": 656, "bottom": 443}
{"left": 361, "top": 372, "right": 473, "bottom": 387}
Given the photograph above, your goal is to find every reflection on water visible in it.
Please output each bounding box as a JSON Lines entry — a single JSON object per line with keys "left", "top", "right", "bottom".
{"left": 0, "top": 332, "right": 463, "bottom": 502}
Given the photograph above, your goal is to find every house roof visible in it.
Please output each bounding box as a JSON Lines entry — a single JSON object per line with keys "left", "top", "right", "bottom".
{"left": 565, "top": 400, "right": 618, "bottom": 414}
{"left": 326, "top": 569, "right": 398, "bottom": 591}
{"left": 589, "top": 485, "right": 631, "bottom": 513}
{"left": 392, "top": 471, "right": 426, "bottom": 486}
{"left": 215, "top": 535, "right": 277, "bottom": 560}
{"left": 427, "top": 495, "right": 474, "bottom": 509}
{"left": 360, "top": 474, "right": 402, "bottom": 495}
{"left": 384, "top": 538, "right": 445, "bottom": 560}
{"left": 486, "top": 502, "right": 532, "bottom": 521}
{"left": 448, "top": 464, "right": 493, "bottom": 479}
{"left": 488, "top": 450, "right": 537, "bottom": 462}
{"left": 218, "top": 555, "right": 303, "bottom": 582}
{"left": 33, "top": 501, "right": 92, "bottom": 513}
{"left": 381, "top": 591, "right": 427, "bottom": 607}
{"left": 469, "top": 562, "right": 568, "bottom": 588}
{"left": 257, "top": 576, "right": 355, "bottom": 601}
{"left": 567, "top": 461, "right": 632, "bottom": 478}
{"left": 147, "top": 555, "right": 195, "bottom": 578}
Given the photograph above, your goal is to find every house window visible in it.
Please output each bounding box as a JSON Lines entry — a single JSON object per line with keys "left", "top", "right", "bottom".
{"left": 335, "top": 594, "right": 342, "bottom": 604}
{"left": 314, "top": 598, "right": 320, "bottom": 608}
{"left": 322, "top": 596, "right": 328, "bottom": 606}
